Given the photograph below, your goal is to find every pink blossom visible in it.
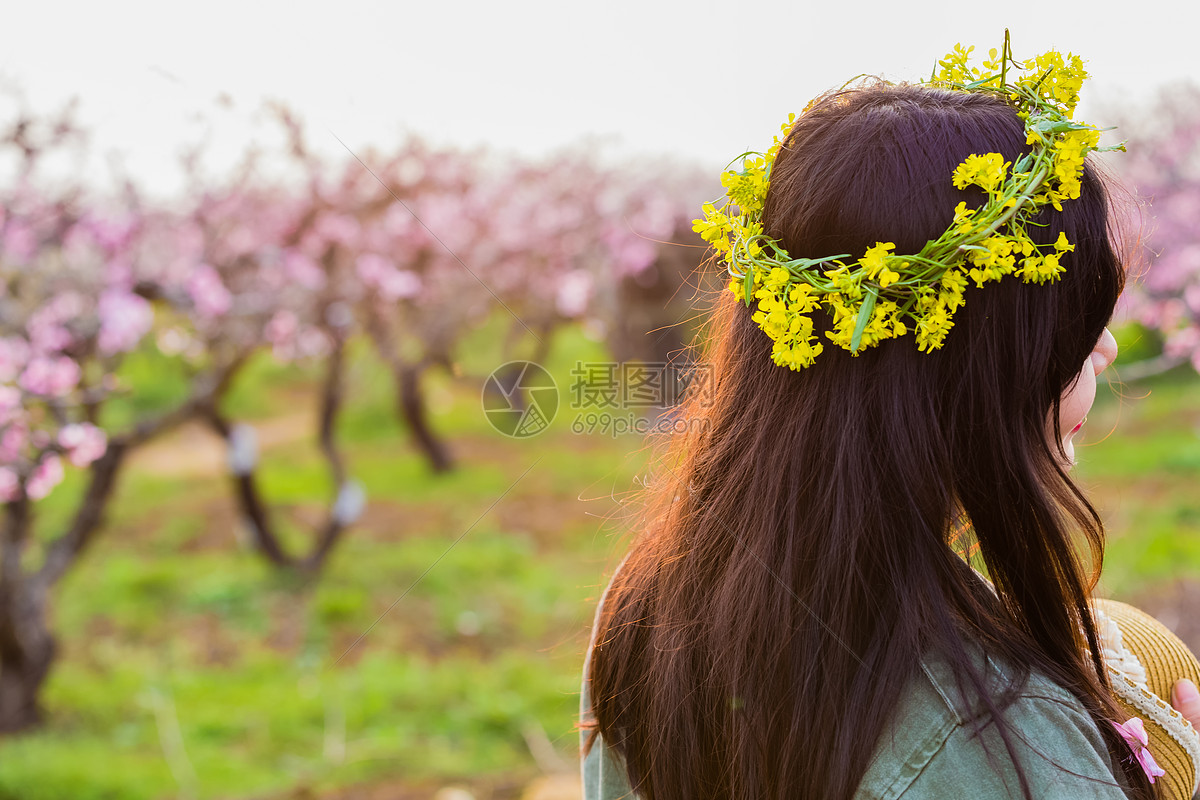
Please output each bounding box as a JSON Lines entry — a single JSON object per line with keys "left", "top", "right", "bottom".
{"left": 27, "top": 321, "right": 72, "bottom": 355}
{"left": 19, "top": 356, "right": 80, "bottom": 398}
{"left": 616, "top": 239, "right": 658, "bottom": 277}
{"left": 265, "top": 310, "right": 298, "bottom": 346}
{"left": 265, "top": 310, "right": 299, "bottom": 360}
{"left": 378, "top": 269, "right": 421, "bottom": 301}
{"left": 382, "top": 203, "right": 419, "bottom": 238}
{"left": 0, "top": 388, "right": 20, "bottom": 431}
{"left": 629, "top": 195, "right": 678, "bottom": 241}
{"left": 173, "top": 223, "right": 205, "bottom": 263}
{"left": 414, "top": 194, "right": 470, "bottom": 251}
{"left": 282, "top": 250, "right": 326, "bottom": 291}
{"left": 62, "top": 223, "right": 94, "bottom": 261}
{"left": 0, "top": 386, "right": 20, "bottom": 419}
{"left": 0, "top": 337, "right": 30, "bottom": 382}
{"left": 225, "top": 227, "right": 259, "bottom": 259}
{"left": 89, "top": 215, "right": 136, "bottom": 252}
{"left": 358, "top": 254, "right": 422, "bottom": 301}
{"left": 27, "top": 294, "right": 80, "bottom": 354}
{"left": 555, "top": 270, "right": 593, "bottom": 318}
{"left": 97, "top": 289, "right": 153, "bottom": 355}
{"left": 43, "top": 291, "right": 85, "bottom": 321}
{"left": 2, "top": 221, "right": 36, "bottom": 265}
{"left": 58, "top": 423, "right": 107, "bottom": 467}
{"left": 1165, "top": 325, "right": 1200, "bottom": 360}
{"left": 26, "top": 455, "right": 64, "bottom": 501}
{"left": 186, "top": 264, "right": 232, "bottom": 319}
{"left": 356, "top": 253, "right": 389, "bottom": 285}
{"left": 1186, "top": 284, "right": 1200, "bottom": 314}
{"left": 0, "top": 467, "right": 17, "bottom": 502}
{"left": 314, "top": 213, "right": 361, "bottom": 247}
{"left": 0, "top": 423, "right": 28, "bottom": 463}
{"left": 104, "top": 257, "right": 133, "bottom": 287}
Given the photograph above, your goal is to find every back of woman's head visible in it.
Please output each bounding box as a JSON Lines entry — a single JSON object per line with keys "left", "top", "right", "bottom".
{"left": 586, "top": 83, "right": 1150, "bottom": 800}
{"left": 759, "top": 83, "right": 1121, "bottom": 450}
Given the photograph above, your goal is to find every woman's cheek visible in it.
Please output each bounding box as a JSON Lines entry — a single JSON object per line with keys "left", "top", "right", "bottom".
{"left": 1057, "top": 363, "right": 1098, "bottom": 465}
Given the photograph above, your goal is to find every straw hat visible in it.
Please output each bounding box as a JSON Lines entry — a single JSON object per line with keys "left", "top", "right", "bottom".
{"left": 1092, "top": 598, "right": 1200, "bottom": 800}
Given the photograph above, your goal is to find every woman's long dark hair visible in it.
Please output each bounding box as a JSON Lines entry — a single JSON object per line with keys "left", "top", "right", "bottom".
{"left": 583, "top": 84, "right": 1156, "bottom": 799}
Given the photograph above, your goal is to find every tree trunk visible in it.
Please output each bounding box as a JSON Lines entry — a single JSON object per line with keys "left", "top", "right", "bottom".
{"left": 397, "top": 360, "right": 454, "bottom": 473}
{"left": 364, "top": 309, "right": 455, "bottom": 474}
{"left": 0, "top": 363, "right": 238, "bottom": 734}
{"left": 0, "top": 497, "right": 54, "bottom": 733}
{"left": 0, "top": 579, "right": 55, "bottom": 734}
{"left": 206, "top": 336, "right": 356, "bottom": 576}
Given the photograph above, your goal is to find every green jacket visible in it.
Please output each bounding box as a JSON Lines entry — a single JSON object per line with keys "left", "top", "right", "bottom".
{"left": 580, "top": 645, "right": 1135, "bottom": 799}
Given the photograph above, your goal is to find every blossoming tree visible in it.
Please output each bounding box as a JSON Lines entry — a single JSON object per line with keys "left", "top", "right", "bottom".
{"left": 0, "top": 95, "right": 713, "bottom": 732}
{"left": 1111, "top": 84, "right": 1200, "bottom": 377}
{"left": 0, "top": 102, "right": 244, "bottom": 731}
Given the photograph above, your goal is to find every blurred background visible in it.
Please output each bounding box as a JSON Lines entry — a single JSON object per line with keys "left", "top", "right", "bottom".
{"left": 1, "top": 3, "right": 1198, "bottom": 798}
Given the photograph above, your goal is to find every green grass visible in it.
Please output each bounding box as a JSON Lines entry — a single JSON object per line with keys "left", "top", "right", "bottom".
{"left": 2, "top": 316, "right": 642, "bottom": 798}
{"left": 1074, "top": 348, "right": 1200, "bottom": 597}
{"left": 1, "top": 319, "right": 1196, "bottom": 798}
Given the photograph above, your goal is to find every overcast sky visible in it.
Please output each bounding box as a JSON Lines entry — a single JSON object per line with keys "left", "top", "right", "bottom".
{"left": 4, "top": 1, "right": 1198, "bottom": 197}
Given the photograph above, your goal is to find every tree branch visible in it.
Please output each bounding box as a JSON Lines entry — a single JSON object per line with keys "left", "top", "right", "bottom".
{"left": 35, "top": 357, "right": 247, "bottom": 589}
{"left": 302, "top": 334, "right": 351, "bottom": 572}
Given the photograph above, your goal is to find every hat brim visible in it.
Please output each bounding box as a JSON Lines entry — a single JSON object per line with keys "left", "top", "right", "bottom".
{"left": 1092, "top": 598, "right": 1200, "bottom": 800}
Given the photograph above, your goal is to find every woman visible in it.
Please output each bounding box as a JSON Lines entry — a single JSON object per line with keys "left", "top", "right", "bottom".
{"left": 579, "top": 48, "right": 1200, "bottom": 800}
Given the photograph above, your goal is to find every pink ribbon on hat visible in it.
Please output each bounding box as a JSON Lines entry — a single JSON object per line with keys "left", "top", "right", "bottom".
{"left": 1112, "top": 717, "right": 1167, "bottom": 784}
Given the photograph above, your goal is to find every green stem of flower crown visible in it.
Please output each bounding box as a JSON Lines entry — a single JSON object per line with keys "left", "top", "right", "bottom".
{"left": 954, "top": 166, "right": 1049, "bottom": 248}
{"left": 850, "top": 286, "right": 879, "bottom": 352}
{"left": 1000, "top": 29, "right": 1010, "bottom": 87}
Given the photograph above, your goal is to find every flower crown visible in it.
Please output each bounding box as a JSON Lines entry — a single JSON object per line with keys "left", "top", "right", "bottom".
{"left": 693, "top": 32, "right": 1124, "bottom": 371}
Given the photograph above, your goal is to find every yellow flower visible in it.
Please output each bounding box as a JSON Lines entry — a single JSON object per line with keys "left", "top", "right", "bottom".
{"left": 786, "top": 282, "right": 821, "bottom": 314}
{"left": 765, "top": 266, "right": 791, "bottom": 290}
{"left": 693, "top": 204, "right": 732, "bottom": 251}
{"left": 952, "top": 153, "right": 1008, "bottom": 193}
{"left": 861, "top": 242, "right": 896, "bottom": 277}
{"left": 915, "top": 306, "right": 954, "bottom": 352}
{"left": 953, "top": 201, "right": 977, "bottom": 236}
{"left": 721, "top": 169, "right": 769, "bottom": 213}
{"left": 938, "top": 269, "right": 968, "bottom": 312}
{"left": 771, "top": 337, "right": 823, "bottom": 371}
{"left": 966, "top": 236, "right": 1016, "bottom": 272}
{"left": 755, "top": 291, "right": 785, "bottom": 315}
{"left": 941, "top": 269, "right": 968, "bottom": 294}
{"left": 763, "top": 310, "right": 789, "bottom": 339}
{"left": 968, "top": 268, "right": 992, "bottom": 288}
{"left": 1017, "top": 252, "right": 1065, "bottom": 284}
{"left": 934, "top": 43, "right": 979, "bottom": 83}
{"left": 788, "top": 314, "right": 814, "bottom": 337}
